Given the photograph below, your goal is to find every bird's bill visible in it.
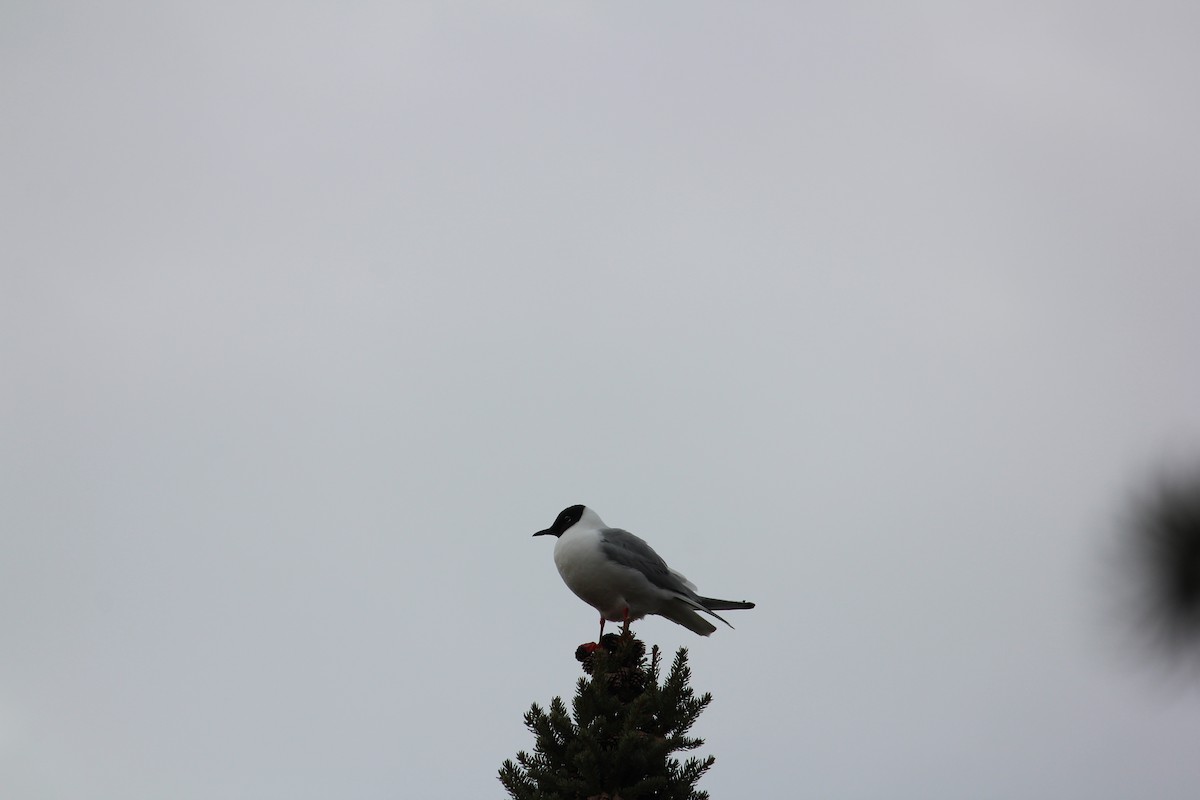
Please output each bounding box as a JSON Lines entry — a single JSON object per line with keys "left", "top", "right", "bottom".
{"left": 532, "top": 528, "right": 554, "bottom": 537}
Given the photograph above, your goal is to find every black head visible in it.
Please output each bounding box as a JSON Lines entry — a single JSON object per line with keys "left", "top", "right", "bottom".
{"left": 533, "top": 504, "right": 586, "bottom": 538}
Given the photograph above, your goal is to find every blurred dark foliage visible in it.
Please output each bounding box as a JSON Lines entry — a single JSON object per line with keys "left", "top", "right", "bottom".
{"left": 1123, "top": 465, "right": 1200, "bottom": 656}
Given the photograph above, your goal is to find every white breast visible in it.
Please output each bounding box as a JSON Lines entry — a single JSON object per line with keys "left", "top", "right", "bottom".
{"left": 552, "top": 527, "right": 659, "bottom": 621}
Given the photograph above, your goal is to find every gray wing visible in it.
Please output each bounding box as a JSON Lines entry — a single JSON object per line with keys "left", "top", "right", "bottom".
{"left": 598, "top": 528, "right": 696, "bottom": 597}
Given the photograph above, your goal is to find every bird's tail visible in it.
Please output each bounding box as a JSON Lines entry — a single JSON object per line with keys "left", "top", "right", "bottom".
{"left": 660, "top": 595, "right": 756, "bottom": 636}
{"left": 699, "top": 596, "right": 756, "bottom": 612}
{"left": 660, "top": 598, "right": 719, "bottom": 636}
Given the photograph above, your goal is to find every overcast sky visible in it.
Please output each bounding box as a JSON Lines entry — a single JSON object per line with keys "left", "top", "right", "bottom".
{"left": 3, "top": 2, "right": 1200, "bottom": 798}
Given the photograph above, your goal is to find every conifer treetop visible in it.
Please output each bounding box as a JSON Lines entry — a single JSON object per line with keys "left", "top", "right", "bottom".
{"left": 499, "top": 634, "right": 716, "bottom": 800}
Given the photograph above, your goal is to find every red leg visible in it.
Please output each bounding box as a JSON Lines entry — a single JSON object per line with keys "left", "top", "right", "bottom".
{"left": 621, "top": 607, "right": 631, "bottom": 636}
{"left": 598, "top": 616, "right": 606, "bottom": 643}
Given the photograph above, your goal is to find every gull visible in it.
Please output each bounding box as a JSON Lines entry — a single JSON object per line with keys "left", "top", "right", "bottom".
{"left": 533, "top": 504, "right": 755, "bottom": 638}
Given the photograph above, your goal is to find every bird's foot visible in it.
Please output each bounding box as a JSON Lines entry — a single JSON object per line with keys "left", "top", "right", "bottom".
{"left": 574, "top": 641, "right": 602, "bottom": 662}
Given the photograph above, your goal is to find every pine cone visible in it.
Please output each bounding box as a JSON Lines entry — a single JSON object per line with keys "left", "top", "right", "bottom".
{"left": 575, "top": 641, "right": 602, "bottom": 674}
{"left": 606, "top": 665, "right": 647, "bottom": 701}
{"left": 575, "top": 635, "right": 649, "bottom": 698}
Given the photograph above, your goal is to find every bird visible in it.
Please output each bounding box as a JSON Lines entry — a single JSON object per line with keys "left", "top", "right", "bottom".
{"left": 533, "top": 504, "right": 755, "bottom": 638}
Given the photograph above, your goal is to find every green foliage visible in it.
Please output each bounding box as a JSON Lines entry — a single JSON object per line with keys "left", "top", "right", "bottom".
{"left": 499, "top": 635, "right": 716, "bottom": 800}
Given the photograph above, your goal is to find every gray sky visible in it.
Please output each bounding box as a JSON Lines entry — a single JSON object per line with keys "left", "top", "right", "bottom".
{"left": 3, "top": 2, "right": 1200, "bottom": 798}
